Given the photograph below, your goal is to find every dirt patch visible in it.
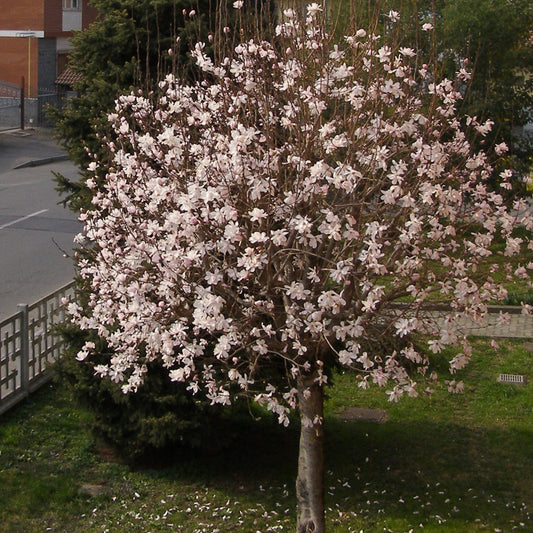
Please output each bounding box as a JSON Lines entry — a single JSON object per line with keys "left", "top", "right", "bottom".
{"left": 97, "top": 443, "right": 127, "bottom": 464}
{"left": 337, "top": 407, "right": 389, "bottom": 423}
{"left": 79, "top": 484, "right": 110, "bottom": 498}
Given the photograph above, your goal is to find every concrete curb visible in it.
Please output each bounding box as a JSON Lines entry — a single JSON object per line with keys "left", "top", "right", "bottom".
{"left": 486, "top": 305, "right": 526, "bottom": 315}
{"left": 13, "top": 154, "right": 70, "bottom": 169}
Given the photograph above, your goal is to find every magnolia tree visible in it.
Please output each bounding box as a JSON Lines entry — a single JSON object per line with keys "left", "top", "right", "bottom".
{"left": 69, "top": 5, "right": 532, "bottom": 531}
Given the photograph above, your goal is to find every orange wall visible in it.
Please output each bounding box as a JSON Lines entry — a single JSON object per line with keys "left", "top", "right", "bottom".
{"left": 0, "top": 37, "right": 39, "bottom": 97}
{"left": 82, "top": 0, "right": 98, "bottom": 29}
{"left": 0, "top": 0, "right": 97, "bottom": 95}
{"left": 44, "top": 0, "right": 62, "bottom": 35}
{"left": 0, "top": 0, "right": 45, "bottom": 31}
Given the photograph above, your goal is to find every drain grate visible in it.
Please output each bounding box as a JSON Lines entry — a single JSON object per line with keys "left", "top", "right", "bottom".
{"left": 497, "top": 374, "right": 527, "bottom": 385}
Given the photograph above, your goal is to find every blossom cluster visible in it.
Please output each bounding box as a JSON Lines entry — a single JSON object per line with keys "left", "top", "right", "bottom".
{"left": 71, "top": 5, "right": 531, "bottom": 422}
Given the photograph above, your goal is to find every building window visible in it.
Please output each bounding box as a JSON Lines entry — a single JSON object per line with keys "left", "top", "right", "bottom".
{"left": 63, "top": 0, "right": 80, "bottom": 9}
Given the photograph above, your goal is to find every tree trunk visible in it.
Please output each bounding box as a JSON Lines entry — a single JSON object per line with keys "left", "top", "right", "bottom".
{"left": 296, "top": 372, "right": 325, "bottom": 533}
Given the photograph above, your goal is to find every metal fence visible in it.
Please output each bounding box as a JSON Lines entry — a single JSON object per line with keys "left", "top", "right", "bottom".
{"left": 0, "top": 281, "right": 76, "bottom": 415}
{"left": 0, "top": 80, "right": 22, "bottom": 130}
{"left": 0, "top": 81, "right": 64, "bottom": 129}
{"left": 36, "top": 88, "right": 62, "bottom": 128}
{"left": 0, "top": 80, "right": 20, "bottom": 107}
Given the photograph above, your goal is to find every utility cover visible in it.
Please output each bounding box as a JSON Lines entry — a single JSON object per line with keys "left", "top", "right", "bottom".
{"left": 497, "top": 374, "right": 527, "bottom": 385}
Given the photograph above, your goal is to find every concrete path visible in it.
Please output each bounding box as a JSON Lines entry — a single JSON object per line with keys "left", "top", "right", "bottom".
{"left": 432, "top": 309, "right": 533, "bottom": 339}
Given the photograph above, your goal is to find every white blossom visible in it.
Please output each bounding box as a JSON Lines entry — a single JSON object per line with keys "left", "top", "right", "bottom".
{"left": 70, "top": 11, "right": 527, "bottom": 433}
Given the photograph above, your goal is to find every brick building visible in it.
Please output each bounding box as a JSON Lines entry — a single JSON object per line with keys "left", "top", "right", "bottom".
{"left": 0, "top": 0, "right": 97, "bottom": 97}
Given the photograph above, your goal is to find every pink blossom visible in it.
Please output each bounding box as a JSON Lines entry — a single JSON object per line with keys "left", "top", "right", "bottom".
{"left": 70, "top": 11, "right": 528, "bottom": 442}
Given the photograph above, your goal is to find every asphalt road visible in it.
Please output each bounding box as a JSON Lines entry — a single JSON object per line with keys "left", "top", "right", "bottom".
{"left": 0, "top": 129, "right": 81, "bottom": 321}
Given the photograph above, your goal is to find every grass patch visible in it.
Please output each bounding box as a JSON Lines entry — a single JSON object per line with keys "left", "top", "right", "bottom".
{"left": 0, "top": 338, "right": 531, "bottom": 531}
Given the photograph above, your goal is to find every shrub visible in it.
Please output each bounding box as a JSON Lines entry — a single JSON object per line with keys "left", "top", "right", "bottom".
{"left": 55, "top": 325, "right": 233, "bottom": 464}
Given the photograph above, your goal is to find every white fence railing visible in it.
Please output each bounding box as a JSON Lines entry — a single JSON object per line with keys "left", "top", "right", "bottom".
{"left": 0, "top": 281, "right": 75, "bottom": 415}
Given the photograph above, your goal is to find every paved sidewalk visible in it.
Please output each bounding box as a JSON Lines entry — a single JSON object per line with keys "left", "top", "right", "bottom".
{"left": 0, "top": 127, "right": 66, "bottom": 169}
{"left": 432, "top": 308, "right": 533, "bottom": 339}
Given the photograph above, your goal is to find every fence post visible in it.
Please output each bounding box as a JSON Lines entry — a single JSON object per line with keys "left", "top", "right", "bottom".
{"left": 17, "top": 304, "right": 29, "bottom": 397}
{"left": 20, "top": 77, "right": 25, "bottom": 131}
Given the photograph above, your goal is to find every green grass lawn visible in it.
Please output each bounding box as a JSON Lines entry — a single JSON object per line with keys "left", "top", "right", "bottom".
{"left": 0, "top": 338, "right": 531, "bottom": 532}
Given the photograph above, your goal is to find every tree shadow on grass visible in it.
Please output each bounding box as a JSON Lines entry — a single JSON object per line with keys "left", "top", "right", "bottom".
{"left": 2, "top": 383, "right": 532, "bottom": 531}
{"left": 133, "top": 409, "right": 301, "bottom": 487}
{"left": 123, "top": 408, "right": 532, "bottom": 530}
{"left": 322, "top": 416, "right": 532, "bottom": 530}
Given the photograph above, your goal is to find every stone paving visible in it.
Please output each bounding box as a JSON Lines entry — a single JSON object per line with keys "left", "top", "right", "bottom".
{"left": 432, "top": 308, "right": 533, "bottom": 339}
